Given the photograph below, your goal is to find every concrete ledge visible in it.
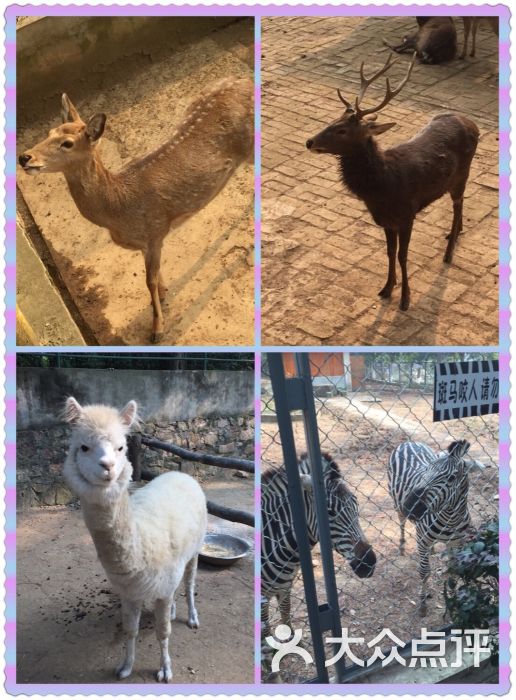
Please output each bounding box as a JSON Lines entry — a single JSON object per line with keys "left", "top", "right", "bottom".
{"left": 16, "top": 214, "right": 86, "bottom": 346}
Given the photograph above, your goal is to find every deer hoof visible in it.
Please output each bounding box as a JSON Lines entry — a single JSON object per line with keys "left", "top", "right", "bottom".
{"left": 378, "top": 287, "right": 393, "bottom": 299}
{"left": 151, "top": 331, "right": 164, "bottom": 344}
{"left": 399, "top": 298, "right": 410, "bottom": 311}
{"left": 443, "top": 253, "right": 452, "bottom": 264}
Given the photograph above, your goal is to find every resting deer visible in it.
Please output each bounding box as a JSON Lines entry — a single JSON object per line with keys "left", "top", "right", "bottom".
{"left": 461, "top": 17, "right": 499, "bottom": 59}
{"left": 18, "top": 77, "right": 254, "bottom": 343}
{"left": 306, "top": 54, "right": 479, "bottom": 311}
{"left": 384, "top": 17, "right": 457, "bottom": 64}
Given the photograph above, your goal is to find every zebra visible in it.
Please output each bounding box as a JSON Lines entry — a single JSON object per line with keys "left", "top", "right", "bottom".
{"left": 388, "top": 439, "right": 486, "bottom": 616}
{"left": 261, "top": 452, "right": 376, "bottom": 638}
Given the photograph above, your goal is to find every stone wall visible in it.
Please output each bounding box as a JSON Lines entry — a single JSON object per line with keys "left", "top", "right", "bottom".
{"left": 16, "top": 367, "right": 254, "bottom": 509}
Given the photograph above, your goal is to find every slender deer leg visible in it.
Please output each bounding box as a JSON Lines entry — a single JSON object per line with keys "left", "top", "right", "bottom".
{"left": 155, "top": 597, "right": 174, "bottom": 682}
{"left": 398, "top": 511, "right": 407, "bottom": 555}
{"left": 398, "top": 221, "right": 413, "bottom": 310}
{"left": 116, "top": 597, "right": 142, "bottom": 680}
{"left": 444, "top": 197, "right": 464, "bottom": 263}
{"left": 470, "top": 19, "right": 478, "bottom": 57}
{"left": 460, "top": 18, "right": 472, "bottom": 59}
{"left": 379, "top": 228, "right": 398, "bottom": 299}
{"left": 184, "top": 555, "right": 200, "bottom": 629}
{"left": 158, "top": 272, "right": 167, "bottom": 302}
{"left": 144, "top": 243, "right": 164, "bottom": 343}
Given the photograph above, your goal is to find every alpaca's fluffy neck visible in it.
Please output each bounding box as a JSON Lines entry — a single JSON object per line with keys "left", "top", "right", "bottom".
{"left": 81, "top": 489, "right": 141, "bottom": 578}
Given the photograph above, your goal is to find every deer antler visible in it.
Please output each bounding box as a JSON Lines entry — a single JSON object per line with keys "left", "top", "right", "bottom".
{"left": 355, "top": 53, "right": 416, "bottom": 119}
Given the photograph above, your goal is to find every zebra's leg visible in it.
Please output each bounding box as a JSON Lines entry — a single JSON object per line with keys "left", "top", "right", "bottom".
{"left": 261, "top": 595, "right": 271, "bottom": 639}
{"left": 398, "top": 512, "right": 407, "bottom": 555}
{"left": 277, "top": 589, "right": 292, "bottom": 629}
{"left": 418, "top": 543, "right": 431, "bottom": 617}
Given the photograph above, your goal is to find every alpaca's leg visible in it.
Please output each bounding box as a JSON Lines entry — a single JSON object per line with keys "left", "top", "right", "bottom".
{"left": 155, "top": 597, "right": 174, "bottom": 682}
{"left": 170, "top": 597, "right": 176, "bottom": 621}
{"left": 116, "top": 598, "right": 142, "bottom": 680}
{"left": 184, "top": 555, "right": 200, "bottom": 629}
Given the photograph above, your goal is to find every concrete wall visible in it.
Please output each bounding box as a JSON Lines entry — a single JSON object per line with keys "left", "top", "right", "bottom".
{"left": 17, "top": 16, "right": 244, "bottom": 125}
{"left": 17, "top": 367, "right": 253, "bottom": 429}
{"left": 16, "top": 367, "right": 254, "bottom": 508}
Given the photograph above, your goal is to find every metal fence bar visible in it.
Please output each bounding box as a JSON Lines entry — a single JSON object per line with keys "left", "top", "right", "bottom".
{"left": 295, "top": 353, "right": 347, "bottom": 682}
{"left": 268, "top": 352, "right": 329, "bottom": 682}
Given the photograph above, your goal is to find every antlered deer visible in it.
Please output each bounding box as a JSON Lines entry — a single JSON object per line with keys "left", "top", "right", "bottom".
{"left": 306, "top": 54, "right": 479, "bottom": 311}
{"left": 461, "top": 17, "right": 499, "bottom": 59}
{"left": 384, "top": 17, "right": 457, "bottom": 64}
{"left": 18, "top": 77, "right": 254, "bottom": 343}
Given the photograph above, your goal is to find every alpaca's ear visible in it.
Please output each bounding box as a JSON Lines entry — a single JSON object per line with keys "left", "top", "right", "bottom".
{"left": 64, "top": 397, "right": 82, "bottom": 424}
{"left": 120, "top": 400, "right": 138, "bottom": 428}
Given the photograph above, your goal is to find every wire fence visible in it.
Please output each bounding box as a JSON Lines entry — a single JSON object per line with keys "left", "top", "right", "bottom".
{"left": 16, "top": 352, "right": 254, "bottom": 371}
{"left": 261, "top": 352, "right": 498, "bottom": 683}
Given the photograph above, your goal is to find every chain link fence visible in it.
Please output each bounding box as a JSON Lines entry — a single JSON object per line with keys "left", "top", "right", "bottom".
{"left": 261, "top": 352, "right": 498, "bottom": 683}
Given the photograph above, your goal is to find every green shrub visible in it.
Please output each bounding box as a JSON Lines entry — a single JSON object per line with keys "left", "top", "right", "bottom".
{"left": 444, "top": 520, "right": 499, "bottom": 663}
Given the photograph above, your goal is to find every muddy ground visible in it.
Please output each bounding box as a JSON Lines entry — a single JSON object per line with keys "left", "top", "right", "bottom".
{"left": 261, "top": 16, "right": 499, "bottom": 346}
{"left": 17, "top": 478, "right": 254, "bottom": 684}
{"left": 261, "top": 384, "right": 498, "bottom": 682}
{"left": 17, "top": 19, "right": 254, "bottom": 346}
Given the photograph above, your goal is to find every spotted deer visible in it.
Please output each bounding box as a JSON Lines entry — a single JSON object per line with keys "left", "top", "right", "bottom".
{"left": 18, "top": 77, "right": 254, "bottom": 343}
{"left": 306, "top": 54, "right": 479, "bottom": 311}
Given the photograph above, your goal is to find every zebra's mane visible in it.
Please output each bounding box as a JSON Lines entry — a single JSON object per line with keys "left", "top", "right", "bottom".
{"left": 262, "top": 452, "right": 342, "bottom": 486}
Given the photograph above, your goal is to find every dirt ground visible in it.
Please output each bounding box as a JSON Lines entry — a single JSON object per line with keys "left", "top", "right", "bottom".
{"left": 16, "top": 478, "right": 254, "bottom": 684}
{"left": 261, "top": 384, "right": 498, "bottom": 682}
{"left": 261, "top": 16, "right": 499, "bottom": 346}
{"left": 17, "top": 20, "right": 254, "bottom": 346}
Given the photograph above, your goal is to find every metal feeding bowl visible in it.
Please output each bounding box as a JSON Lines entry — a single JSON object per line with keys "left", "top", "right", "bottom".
{"left": 199, "top": 533, "right": 250, "bottom": 566}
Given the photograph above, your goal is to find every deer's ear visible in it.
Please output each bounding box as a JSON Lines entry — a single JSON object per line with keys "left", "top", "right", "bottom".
{"left": 86, "top": 113, "right": 106, "bottom": 142}
{"left": 61, "top": 94, "right": 81, "bottom": 123}
{"left": 367, "top": 121, "right": 396, "bottom": 135}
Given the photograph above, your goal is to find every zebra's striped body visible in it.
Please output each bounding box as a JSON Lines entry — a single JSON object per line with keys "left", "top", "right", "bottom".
{"left": 388, "top": 439, "right": 485, "bottom": 615}
{"left": 261, "top": 452, "right": 376, "bottom": 636}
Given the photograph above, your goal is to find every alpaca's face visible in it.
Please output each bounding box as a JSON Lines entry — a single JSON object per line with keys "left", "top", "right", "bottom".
{"left": 71, "top": 422, "right": 129, "bottom": 487}
{"left": 64, "top": 397, "right": 138, "bottom": 491}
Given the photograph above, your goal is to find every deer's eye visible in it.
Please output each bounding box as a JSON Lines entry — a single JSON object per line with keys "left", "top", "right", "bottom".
{"left": 118, "top": 446, "right": 124, "bottom": 452}
{"left": 338, "top": 128, "right": 348, "bottom": 135}
{"left": 61, "top": 140, "right": 74, "bottom": 149}
{"left": 81, "top": 445, "right": 89, "bottom": 452}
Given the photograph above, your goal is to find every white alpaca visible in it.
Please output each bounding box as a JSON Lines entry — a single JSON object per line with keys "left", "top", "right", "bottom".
{"left": 62, "top": 397, "right": 207, "bottom": 682}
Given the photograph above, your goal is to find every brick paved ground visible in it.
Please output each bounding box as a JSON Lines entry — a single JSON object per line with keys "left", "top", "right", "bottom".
{"left": 261, "top": 17, "right": 499, "bottom": 346}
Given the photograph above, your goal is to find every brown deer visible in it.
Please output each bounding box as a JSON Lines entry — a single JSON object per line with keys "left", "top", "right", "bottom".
{"left": 384, "top": 17, "right": 457, "bottom": 64}
{"left": 460, "top": 17, "right": 499, "bottom": 58}
{"left": 306, "top": 54, "right": 479, "bottom": 311}
{"left": 18, "top": 77, "right": 254, "bottom": 343}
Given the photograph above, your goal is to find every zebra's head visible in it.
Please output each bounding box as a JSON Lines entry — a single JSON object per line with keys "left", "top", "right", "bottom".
{"left": 401, "top": 439, "right": 484, "bottom": 519}
{"left": 301, "top": 454, "right": 376, "bottom": 579}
